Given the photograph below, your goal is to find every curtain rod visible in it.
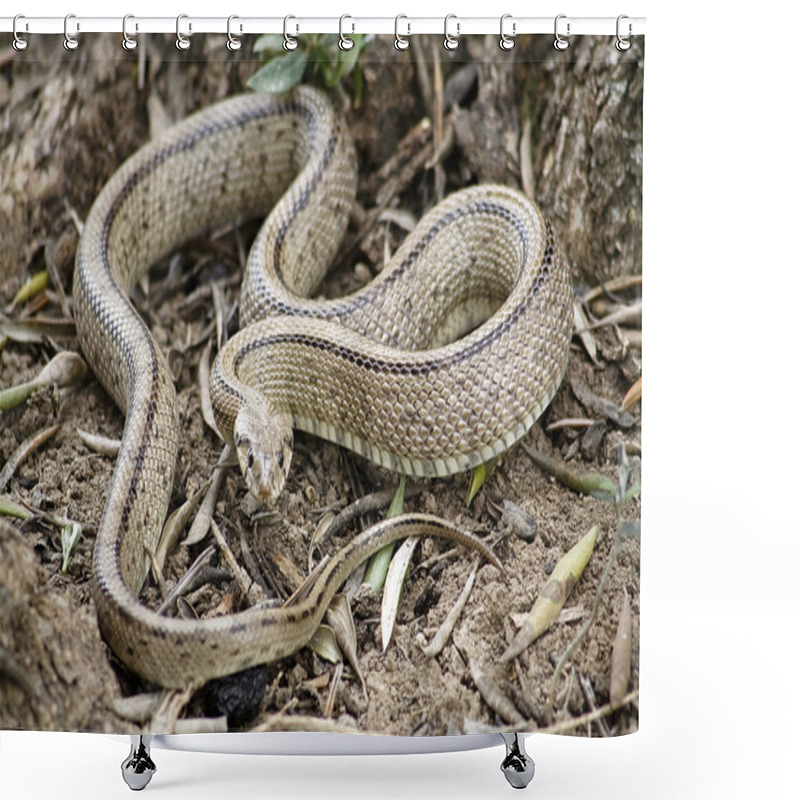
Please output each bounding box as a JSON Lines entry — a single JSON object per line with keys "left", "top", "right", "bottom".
{"left": 1, "top": 15, "right": 646, "bottom": 37}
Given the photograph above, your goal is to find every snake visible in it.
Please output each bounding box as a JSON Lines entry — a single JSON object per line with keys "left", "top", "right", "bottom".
{"left": 73, "top": 86, "right": 573, "bottom": 689}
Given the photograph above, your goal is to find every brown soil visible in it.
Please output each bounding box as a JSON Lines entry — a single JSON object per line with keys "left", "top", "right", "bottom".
{"left": 0, "top": 33, "right": 642, "bottom": 737}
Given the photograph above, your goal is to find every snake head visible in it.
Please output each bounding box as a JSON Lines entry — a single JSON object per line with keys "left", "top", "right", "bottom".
{"left": 233, "top": 403, "right": 293, "bottom": 504}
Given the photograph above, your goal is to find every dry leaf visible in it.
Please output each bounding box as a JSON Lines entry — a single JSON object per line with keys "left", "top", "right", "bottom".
{"left": 501, "top": 526, "right": 598, "bottom": 661}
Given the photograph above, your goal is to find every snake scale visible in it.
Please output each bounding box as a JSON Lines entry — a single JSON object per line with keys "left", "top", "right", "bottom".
{"left": 73, "top": 86, "right": 573, "bottom": 688}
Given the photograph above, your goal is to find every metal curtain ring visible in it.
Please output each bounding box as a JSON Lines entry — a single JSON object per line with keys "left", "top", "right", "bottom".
{"left": 443, "top": 14, "right": 459, "bottom": 51}
{"left": 339, "top": 15, "right": 355, "bottom": 51}
{"left": 63, "top": 14, "right": 79, "bottom": 51}
{"left": 616, "top": 15, "right": 632, "bottom": 51}
{"left": 554, "top": 14, "right": 570, "bottom": 51}
{"left": 283, "top": 15, "right": 299, "bottom": 51}
{"left": 499, "top": 14, "right": 516, "bottom": 50}
{"left": 227, "top": 15, "right": 242, "bottom": 51}
{"left": 394, "top": 15, "right": 410, "bottom": 51}
{"left": 176, "top": 14, "right": 191, "bottom": 51}
{"left": 122, "top": 15, "right": 138, "bottom": 51}
{"left": 12, "top": 14, "right": 29, "bottom": 51}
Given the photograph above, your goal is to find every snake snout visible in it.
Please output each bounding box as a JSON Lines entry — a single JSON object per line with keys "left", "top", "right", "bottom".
{"left": 233, "top": 403, "right": 293, "bottom": 504}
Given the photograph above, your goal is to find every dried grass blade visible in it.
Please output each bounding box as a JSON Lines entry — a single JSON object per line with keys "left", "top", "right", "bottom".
{"left": 251, "top": 714, "right": 359, "bottom": 734}
{"left": 545, "top": 418, "right": 595, "bottom": 432}
{"left": 0, "top": 317, "right": 76, "bottom": 344}
{"left": 150, "top": 688, "right": 196, "bottom": 734}
{"left": 380, "top": 535, "right": 419, "bottom": 652}
{"left": 522, "top": 443, "right": 617, "bottom": 501}
{"left": 573, "top": 300, "right": 600, "bottom": 366}
{"left": 313, "top": 484, "right": 422, "bottom": 549}
{"left": 209, "top": 519, "right": 263, "bottom": 605}
{"left": 469, "top": 660, "right": 525, "bottom": 725}
{"left": 76, "top": 428, "right": 120, "bottom": 457}
{"left": 173, "top": 717, "right": 227, "bottom": 734}
{"left": 501, "top": 526, "right": 598, "bottom": 661}
{"left": 570, "top": 377, "right": 636, "bottom": 429}
{"left": 184, "top": 446, "right": 231, "bottom": 546}
{"left": 308, "top": 624, "right": 343, "bottom": 664}
{"left": 421, "top": 560, "right": 478, "bottom": 658}
{"left": 154, "top": 480, "right": 210, "bottom": 572}
{"left": 326, "top": 594, "right": 367, "bottom": 699}
{"left": 157, "top": 545, "right": 217, "bottom": 616}
{"left": 581, "top": 275, "right": 642, "bottom": 304}
{"left": 111, "top": 693, "right": 163, "bottom": 723}
{"left": 199, "top": 340, "right": 222, "bottom": 440}
{"left": 0, "top": 352, "right": 87, "bottom": 411}
{"left": 621, "top": 377, "right": 642, "bottom": 412}
{"left": 0, "top": 423, "right": 59, "bottom": 492}
{"left": 211, "top": 282, "right": 226, "bottom": 351}
{"left": 610, "top": 589, "right": 633, "bottom": 709}
{"left": 323, "top": 662, "right": 344, "bottom": 718}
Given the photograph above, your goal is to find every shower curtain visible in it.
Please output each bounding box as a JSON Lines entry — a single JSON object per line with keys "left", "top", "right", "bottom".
{"left": 0, "top": 21, "right": 643, "bottom": 742}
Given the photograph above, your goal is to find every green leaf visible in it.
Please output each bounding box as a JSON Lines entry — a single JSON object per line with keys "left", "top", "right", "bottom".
{"left": 247, "top": 51, "right": 309, "bottom": 94}
{"left": 318, "top": 33, "right": 339, "bottom": 50}
{"left": 0, "top": 495, "right": 31, "bottom": 520}
{"left": 387, "top": 474, "right": 406, "bottom": 519}
{"left": 364, "top": 475, "right": 406, "bottom": 593}
{"left": 11, "top": 270, "right": 48, "bottom": 308}
{"left": 253, "top": 34, "right": 286, "bottom": 54}
{"left": 466, "top": 457, "right": 496, "bottom": 507}
{"left": 324, "top": 34, "right": 368, "bottom": 87}
{"left": 61, "top": 520, "right": 83, "bottom": 573}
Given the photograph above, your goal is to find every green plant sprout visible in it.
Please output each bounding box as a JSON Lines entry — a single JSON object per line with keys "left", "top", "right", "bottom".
{"left": 248, "top": 33, "right": 370, "bottom": 101}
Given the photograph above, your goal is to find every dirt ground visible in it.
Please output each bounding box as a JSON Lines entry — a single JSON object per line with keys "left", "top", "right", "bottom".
{"left": 0, "top": 34, "right": 642, "bottom": 738}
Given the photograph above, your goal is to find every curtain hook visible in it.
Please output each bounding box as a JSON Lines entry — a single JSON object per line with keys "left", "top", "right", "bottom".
{"left": 63, "top": 14, "right": 79, "bottom": 51}
{"left": 122, "top": 14, "right": 138, "bottom": 51}
{"left": 499, "top": 14, "right": 516, "bottom": 51}
{"left": 394, "top": 15, "right": 410, "bottom": 51}
{"left": 283, "top": 15, "right": 299, "bottom": 51}
{"left": 227, "top": 15, "right": 242, "bottom": 51}
{"left": 554, "top": 14, "right": 570, "bottom": 51}
{"left": 339, "top": 15, "right": 355, "bottom": 51}
{"left": 443, "top": 14, "right": 460, "bottom": 51}
{"left": 12, "top": 14, "right": 29, "bottom": 51}
{"left": 176, "top": 14, "right": 191, "bottom": 51}
{"left": 616, "top": 15, "right": 632, "bottom": 51}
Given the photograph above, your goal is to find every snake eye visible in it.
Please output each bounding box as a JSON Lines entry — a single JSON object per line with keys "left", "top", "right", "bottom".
{"left": 277, "top": 451, "right": 284, "bottom": 469}
{"left": 247, "top": 451, "right": 254, "bottom": 470}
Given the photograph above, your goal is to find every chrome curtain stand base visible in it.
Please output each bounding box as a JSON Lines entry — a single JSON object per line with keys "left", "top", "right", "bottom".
{"left": 120, "top": 732, "right": 534, "bottom": 790}
{"left": 121, "top": 735, "right": 156, "bottom": 791}
{"left": 500, "top": 733, "right": 535, "bottom": 789}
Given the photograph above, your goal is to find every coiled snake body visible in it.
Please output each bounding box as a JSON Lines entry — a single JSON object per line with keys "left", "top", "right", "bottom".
{"left": 74, "top": 87, "right": 572, "bottom": 688}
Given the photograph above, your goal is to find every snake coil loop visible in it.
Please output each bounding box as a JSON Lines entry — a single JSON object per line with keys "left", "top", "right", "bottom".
{"left": 74, "top": 87, "right": 572, "bottom": 688}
